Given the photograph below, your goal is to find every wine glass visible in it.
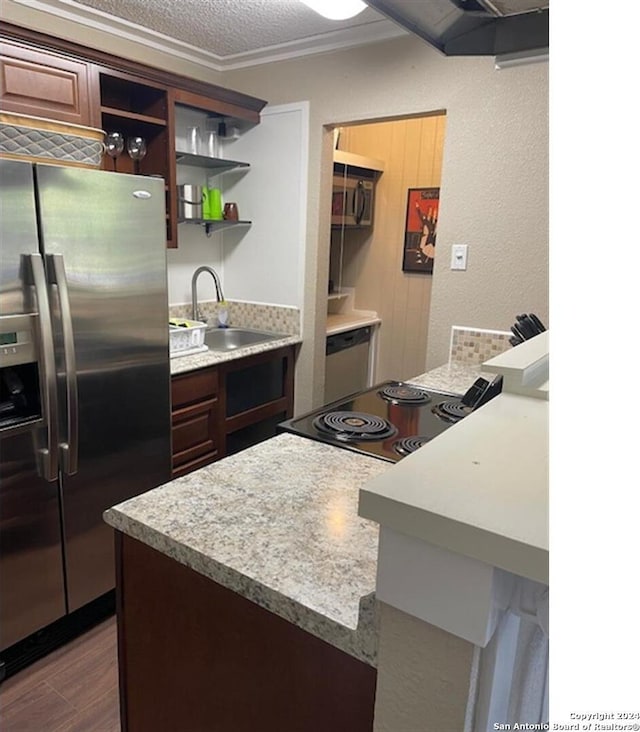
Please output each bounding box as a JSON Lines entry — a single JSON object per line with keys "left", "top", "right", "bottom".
{"left": 104, "top": 132, "right": 124, "bottom": 170}
{"left": 126, "top": 136, "right": 147, "bottom": 173}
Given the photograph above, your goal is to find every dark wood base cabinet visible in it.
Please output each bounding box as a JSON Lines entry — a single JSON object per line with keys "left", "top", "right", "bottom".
{"left": 115, "top": 533, "right": 377, "bottom": 732}
{"left": 171, "top": 367, "right": 221, "bottom": 477}
{"left": 170, "top": 345, "right": 296, "bottom": 478}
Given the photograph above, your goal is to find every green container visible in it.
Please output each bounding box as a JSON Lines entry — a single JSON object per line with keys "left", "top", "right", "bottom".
{"left": 203, "top": 187, "right": 223, "bottom": 220}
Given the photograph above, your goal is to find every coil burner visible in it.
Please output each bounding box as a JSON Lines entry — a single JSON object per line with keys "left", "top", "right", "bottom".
{"left": 312, "top": 411, "right": 397, "bottom": 442}
{"left": 378, "top": 383, "right": 431, "bottom": 405}
{"left": 278, "top": 378, "right": 502, "bottom": 463}
{"left": 392, "top": 436, "right": 432, "bottom": 456}
{"left": 432, "top": 400, "right": 472, "bottom": 424}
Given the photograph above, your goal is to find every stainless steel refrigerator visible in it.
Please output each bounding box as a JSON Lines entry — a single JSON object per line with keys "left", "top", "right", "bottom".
{"left": 0, "top": 159, "right": 171, "bottom": 658}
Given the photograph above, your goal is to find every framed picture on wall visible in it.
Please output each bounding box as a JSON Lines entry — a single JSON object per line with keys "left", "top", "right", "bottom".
{"left": 402, "top": 187, "right": 440, "bottom": 274}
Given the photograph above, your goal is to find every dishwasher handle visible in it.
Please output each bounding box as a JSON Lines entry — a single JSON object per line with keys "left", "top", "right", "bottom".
{"left": 326, "top": 326, "right": 371, "bottom": 356}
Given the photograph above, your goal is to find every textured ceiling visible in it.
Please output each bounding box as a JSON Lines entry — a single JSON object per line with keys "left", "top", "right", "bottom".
{"left": 16, "top": 0, "right": 546, "bottom": 67}
{"left": 68, "top": 0, "right": 391, "bottom": 57}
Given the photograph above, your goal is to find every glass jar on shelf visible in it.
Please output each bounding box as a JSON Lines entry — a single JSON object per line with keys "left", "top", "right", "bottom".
{"left": 204, "top": 118, "right": 219, "bottom": 158}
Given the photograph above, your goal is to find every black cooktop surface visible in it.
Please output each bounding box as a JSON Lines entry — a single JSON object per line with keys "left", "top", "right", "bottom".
{"left": 278, "top": 380, "right": 468, "bottom": 463}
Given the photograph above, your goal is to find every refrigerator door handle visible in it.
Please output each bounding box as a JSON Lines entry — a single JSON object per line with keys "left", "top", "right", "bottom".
{"left": 47, "top": 253, "right": 79, "bottom": 476}
{"left": 27, "top": 254, "right": 59, "bottom": 482}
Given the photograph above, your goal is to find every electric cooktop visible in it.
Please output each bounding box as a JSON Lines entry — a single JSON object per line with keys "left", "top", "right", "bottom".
{"left": 278, "top": 378, "right": 502, "bottom": 463}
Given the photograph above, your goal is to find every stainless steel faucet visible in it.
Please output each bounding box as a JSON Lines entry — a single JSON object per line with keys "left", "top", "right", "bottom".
{"left": 191, "top": 266, "right": 224, "bottom": 322}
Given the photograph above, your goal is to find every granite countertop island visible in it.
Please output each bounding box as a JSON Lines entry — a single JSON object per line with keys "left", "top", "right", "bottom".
{"left": 104, "top": 433, "right": 390, "bottom": 665}
{"left": 104, "top": 363, "right": 483, "bottom": 664}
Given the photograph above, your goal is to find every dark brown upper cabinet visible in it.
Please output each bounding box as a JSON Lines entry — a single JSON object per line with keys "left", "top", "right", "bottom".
{"left": 0, "top": 39, "right": 95, "bottom": 126}
{"left": 0, "top": 21, "right": 267, "bottom": 249}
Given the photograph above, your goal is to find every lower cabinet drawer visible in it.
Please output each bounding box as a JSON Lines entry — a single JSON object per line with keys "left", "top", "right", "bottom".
{"left": 171, "top": 399, "right": 219, "bottom": 476}
{"left": 171, "top": 368, "right": 218, "bottom": 409}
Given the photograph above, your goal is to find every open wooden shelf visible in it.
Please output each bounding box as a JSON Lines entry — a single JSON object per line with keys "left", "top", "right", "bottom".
{"left": 101, "top": 106, "right": 167, "bottom": 127}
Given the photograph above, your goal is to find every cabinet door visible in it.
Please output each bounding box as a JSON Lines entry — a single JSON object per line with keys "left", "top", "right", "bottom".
{"left": 171, "top": 399, "right": 220, "bottom": 477}
{"left": 116, "top": 533, "right": 377, "bottom": 732}
{"left": 0, "top": 41, "right": 94, "bottom": 125}
{"left": 222, "top": 346, "right": 295, "bottom": 456}
{"left": 171, "top": 368, "right": 221, "bottom": 477}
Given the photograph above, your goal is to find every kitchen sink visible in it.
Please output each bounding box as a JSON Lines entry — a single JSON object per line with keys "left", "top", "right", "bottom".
{"left": 204, "top": 327, "right": 287, "bottom": 351}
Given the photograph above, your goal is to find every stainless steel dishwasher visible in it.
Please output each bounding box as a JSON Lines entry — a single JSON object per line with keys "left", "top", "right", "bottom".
{"left": 324, "top": 326, "right": 371, "bottom": 404}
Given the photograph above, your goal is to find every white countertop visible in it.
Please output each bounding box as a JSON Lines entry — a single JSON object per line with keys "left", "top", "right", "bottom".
{"left": 359, "top": 392, "right": 548, "bottom": 583}
{"left": 483, "top": 331, "right": 549, "bottom": 399}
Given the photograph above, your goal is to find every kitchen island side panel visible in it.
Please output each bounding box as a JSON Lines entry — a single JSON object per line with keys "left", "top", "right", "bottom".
{"left": 116, "top": 533, "right": 377, "bottom": 732}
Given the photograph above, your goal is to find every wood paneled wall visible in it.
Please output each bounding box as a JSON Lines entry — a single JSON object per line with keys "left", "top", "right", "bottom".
{"left": 337, "top": 114, "right": 446, "bottom": 381}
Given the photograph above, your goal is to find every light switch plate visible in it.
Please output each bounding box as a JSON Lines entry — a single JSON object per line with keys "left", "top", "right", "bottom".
{"left": 451, "top": 244, "right": 468, "bottom": 270}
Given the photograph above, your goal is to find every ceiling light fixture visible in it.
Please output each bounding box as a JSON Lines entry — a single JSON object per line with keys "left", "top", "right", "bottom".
{"left": 300, "top": 0, "right": 367, "bottom": 21}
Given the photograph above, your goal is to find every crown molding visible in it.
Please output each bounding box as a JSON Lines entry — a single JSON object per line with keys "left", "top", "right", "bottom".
{"left": 8, "top": 0, "right": 407, "bottom": 72}
{"left": 8, "top": 0, "right": 229, "bottom": 71}
{"left": 220, "top": 20, "right": 407, "bottom": 70}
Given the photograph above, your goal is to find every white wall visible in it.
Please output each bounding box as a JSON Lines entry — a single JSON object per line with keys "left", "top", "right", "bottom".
{"left": 166, "top": 226, "right": 224, "bottom": 306}
{"left": 166, "top": 103, "right": 308, "bottom": 309}
{"left": 220, "top": 103, "right": 308, "bottom": 307}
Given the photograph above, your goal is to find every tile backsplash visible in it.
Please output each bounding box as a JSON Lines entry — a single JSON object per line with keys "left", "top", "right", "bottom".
{"left": 449, "top": 326, "right": 511, "bottom": 366}
{"left": 169, "top": 300, "right": 300, "bottom": 336}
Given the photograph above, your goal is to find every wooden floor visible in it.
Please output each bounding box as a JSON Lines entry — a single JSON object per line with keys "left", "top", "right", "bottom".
{"left": 0, "top": 616, "right": 120, "bottom": 732}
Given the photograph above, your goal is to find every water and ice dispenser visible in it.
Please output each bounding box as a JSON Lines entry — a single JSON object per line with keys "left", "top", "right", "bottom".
{"left": 0, "top": 314, "right": 43, "bottom": 430}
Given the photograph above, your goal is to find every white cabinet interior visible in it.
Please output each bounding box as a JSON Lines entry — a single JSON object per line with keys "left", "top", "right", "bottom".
{"left": 174, "top": 104, "right": 252, "bottom": 236}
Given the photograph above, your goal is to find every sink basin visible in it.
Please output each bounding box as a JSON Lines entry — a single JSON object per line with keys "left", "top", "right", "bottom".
{"left": 204, "top": 327, "right": 287, "bottom": 352}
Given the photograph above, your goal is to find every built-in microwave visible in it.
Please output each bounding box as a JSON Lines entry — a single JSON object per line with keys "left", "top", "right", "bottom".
{"left": 332, "top": 165, "right": 375, "bottom": 228}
